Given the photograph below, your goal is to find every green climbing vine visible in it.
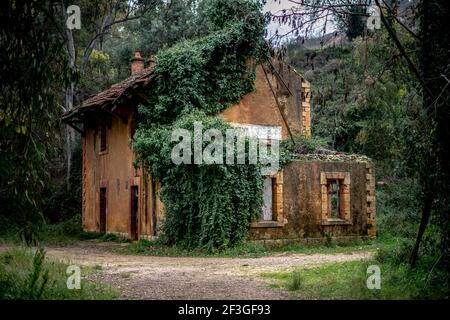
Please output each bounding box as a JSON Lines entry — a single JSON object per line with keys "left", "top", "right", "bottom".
{"left": 133, "top": 0, "right": 267, "bottom": 250}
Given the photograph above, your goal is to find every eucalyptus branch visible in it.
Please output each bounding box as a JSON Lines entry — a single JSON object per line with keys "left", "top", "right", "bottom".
{"left": 374, "top": 0, "right": 434, "bottom": 100}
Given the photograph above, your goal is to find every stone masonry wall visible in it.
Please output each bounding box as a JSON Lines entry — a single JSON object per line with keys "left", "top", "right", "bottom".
{"left": 247, "top": 159, "right": 376, "bottom": 245}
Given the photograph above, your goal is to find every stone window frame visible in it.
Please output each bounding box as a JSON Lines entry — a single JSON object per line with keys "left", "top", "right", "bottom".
{"left": 320, "top": 172, "right": 352, "bottom": 225}
{"left": 251, "top": 171, "right": 286, "bottom": 228}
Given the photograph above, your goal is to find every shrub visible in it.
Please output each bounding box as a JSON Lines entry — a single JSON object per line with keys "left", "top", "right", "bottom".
{"left": 135, "top": 111, "right": 263, "bottom": 250}
{"left": 288, "top": 271, "right": 303, "bottom": 291}
{"left": 324, "top": 233, "right": 334, "bottom": 248}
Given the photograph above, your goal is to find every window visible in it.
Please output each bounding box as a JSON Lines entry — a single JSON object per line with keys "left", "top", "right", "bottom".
{"left": 261, "top": 177, "right": 273, "bottom": 221}
{"left": 100, "top": 122, "right": 107, "bottom": 152}
{"left": 329, "top": 180, "right": 341, "bottom": 219}
{"left": 321, "top": 172, "right": 351, "bottom": 224}
{"left": 129, "top": 114, "right": 135, "bottom": 148}
{"left": 252, "top": 172, "right": 285, "bottom": 228}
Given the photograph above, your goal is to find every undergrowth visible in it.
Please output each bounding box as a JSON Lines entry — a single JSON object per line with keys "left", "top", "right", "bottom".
{"left": 0, "top": 215, "right": 128, "bottom": 246}
{"left": 0, "top": 247, "right": 117, "bottom": 300}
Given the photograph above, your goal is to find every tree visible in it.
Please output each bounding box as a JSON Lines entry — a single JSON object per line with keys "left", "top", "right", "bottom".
{"left": 0, "top": 0, "right": 69, "bottom": 241}
{"left": 60, "top": 0, "right": 158, "bottom": 188}
{"left": 268, "top": 0, "right": 372, "bottom": 45}
{"left": 334, "top": 1, "right": 369, "bottom": 39}
{"left": 272, "top": 0, "right": 450, "bottom": 271}
{"left": 408, "top": 0, "right": 450, "bottom": 268}
{"left": 134, "top": 0, "right": 199, "bottom": 55}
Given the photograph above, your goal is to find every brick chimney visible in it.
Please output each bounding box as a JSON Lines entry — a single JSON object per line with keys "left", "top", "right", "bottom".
{"left": 131, "top": 52, "right": 144, "bottom": 74}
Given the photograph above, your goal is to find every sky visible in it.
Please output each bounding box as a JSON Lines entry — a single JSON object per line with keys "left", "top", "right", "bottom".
{"left": 263, "top": 0, "right": 293, "bottom": 39}
{"left": 263, "top": 0, "right": 338, "bottom": 41}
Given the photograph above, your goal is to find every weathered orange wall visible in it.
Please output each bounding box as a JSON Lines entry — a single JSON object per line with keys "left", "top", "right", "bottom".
{"left": 220, "top": 64, "right": 310, "bottom": 138}
{"left": 82, "top": 106, "right": 162, "bottom": 238}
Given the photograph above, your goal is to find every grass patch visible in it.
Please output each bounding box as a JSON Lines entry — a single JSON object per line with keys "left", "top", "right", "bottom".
{"left": 92, "top": 264, "right": 102, "bottom": 271}
{"left": 110, "top": 238, "right": 386, "bottom": 258}
{"left": 288, "top": 271, "right": 303, "bottom": 291}
{"left": 260, "top": 256, "right": 447, "bottom": 299}
{"left": 0, "top": 215, "right": 92, "bottom": 246}
{"left": 0, "top": 247, "right": 118, "bottom": 300}
{"left": 0, "top": 215, "right": 392, "bottom": 259}
{"left": 119, "top": 272, "right": 131, "bottom": 279}
{"left": 261, "top": 261, "right": 371, "bottom": 299}
{"left": 268, "top": 239, "right": 381, "bottom": 255}
{"left": 112, "top": 239, "right": 269, "bottom": 257}
{"left": 0, "top": 215, "right": 131, "bottom": 247}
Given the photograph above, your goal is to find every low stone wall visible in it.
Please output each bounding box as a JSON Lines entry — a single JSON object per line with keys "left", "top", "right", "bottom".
{"left": 248, "top": 235, "right": 374, "bottom": 249}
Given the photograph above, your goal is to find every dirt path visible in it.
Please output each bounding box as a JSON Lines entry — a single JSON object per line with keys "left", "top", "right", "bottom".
{"left": 25, "top": 241, "right": 372, "bottom": 300}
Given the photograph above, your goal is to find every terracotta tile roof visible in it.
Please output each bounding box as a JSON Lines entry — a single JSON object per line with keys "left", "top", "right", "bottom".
{"left": 61, "top": 57, "right": 305, "bottom": 123}
{"left": 61, "top": 66, "right": 155, "bottom": 122}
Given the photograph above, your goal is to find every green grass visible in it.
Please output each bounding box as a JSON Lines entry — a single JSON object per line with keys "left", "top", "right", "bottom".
{"left": 111, "top": 239, "right": 269, "bottom": 257}
{"left": 0, "top": 214, "right": 395, "bottom": 258}
{"left": 0, "top": 247, "right": 118, "bottom": 300}
{"left": 287, "top": 271, "right": 303, "bottom": 291}
{"left": 260, "top": 257, "right": 447, "bottom": 299}
{"left": 0, "top": 215, "right": 90, "bottom": 246}
{"left": 109, "top": 237, "right": 386, "bottom": 258}
{"left": 262, "top": 261, "right": 371, "bottom": 299}
{"left": 268, "top": 239, "right": 381, "bottom": 255}
{"left": 0, "top": 215, "right": 131, "bottom": 247}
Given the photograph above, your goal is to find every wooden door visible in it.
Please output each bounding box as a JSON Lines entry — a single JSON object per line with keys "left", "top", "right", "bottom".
{"left": 99, "top": 187, "right": 107, "bottom": 233}
{"left": 130, "top": 186, "right": 139, "bottom": 240}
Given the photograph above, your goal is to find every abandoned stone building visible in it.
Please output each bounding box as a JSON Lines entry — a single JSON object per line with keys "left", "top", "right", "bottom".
{"left": 62, "top": 52, "right": 376, "bottom": 245}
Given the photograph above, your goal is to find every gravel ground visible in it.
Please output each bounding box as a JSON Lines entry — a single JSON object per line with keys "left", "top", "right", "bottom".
{"left": 1, "top": 242, "right": 373, "bottom": 300}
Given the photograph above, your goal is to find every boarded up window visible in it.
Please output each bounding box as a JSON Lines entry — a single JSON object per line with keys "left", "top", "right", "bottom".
{"left": 252, "top": 172, "right": 284, "bottom": 228}
{"left": 329, "top": 180, "right": 340, "bottom": 219}
{"left": 261, "top": 177, "right": 273, "bottom": 221}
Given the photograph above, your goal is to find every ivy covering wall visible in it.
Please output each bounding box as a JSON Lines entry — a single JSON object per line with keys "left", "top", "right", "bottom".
{"left": 133, "top": 0, "right": 267, "bottom": 250}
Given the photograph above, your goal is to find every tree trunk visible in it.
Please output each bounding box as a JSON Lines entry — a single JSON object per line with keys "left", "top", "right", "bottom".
{"left": 80, "top": 0, "right": 120, "bottom": 73}
{"left": 63, "top": 1, "right": 77, "bottom": 189}
{"left": 64, "top": 83, "right": 75, "bottom": 189}
{"left": 410, "top": 190, "right": 433, "bottom": 267}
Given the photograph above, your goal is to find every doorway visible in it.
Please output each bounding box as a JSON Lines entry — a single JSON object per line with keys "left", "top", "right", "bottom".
{"left": 130, "top": 186, "right": 139, "bottom": 240}
{"left": 99, "top": 187, "right": 107, "bottom": 233}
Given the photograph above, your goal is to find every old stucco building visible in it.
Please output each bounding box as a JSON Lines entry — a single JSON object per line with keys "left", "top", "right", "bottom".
{"left": 62, "top": 52, "right": 376, "bottom": 245}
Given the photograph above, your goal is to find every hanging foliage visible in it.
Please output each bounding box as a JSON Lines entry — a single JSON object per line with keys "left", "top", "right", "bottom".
{"left": 133, "top": 0, "right": 267, "bottom": 250}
